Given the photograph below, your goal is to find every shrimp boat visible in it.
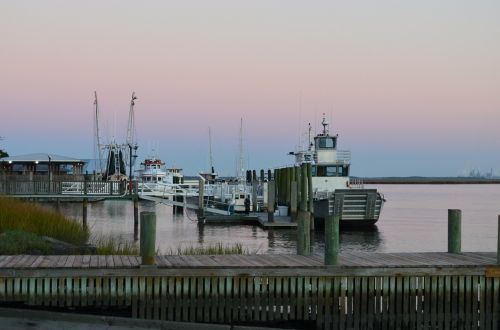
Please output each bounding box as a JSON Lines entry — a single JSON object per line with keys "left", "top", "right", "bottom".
{"left": 289, "top": 115, "right": 385, "bottom": 227}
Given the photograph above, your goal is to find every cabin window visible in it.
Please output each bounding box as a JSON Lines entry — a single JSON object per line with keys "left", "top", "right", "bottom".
{"left": 240, "top": 194, "right": 245, "bottom": 199}
{"left": 315, "top": 137, "right": 336, "bottom": 149}
{"left": 313, "top": 165, "right": 342, "bottom": 177}
{"left": 341, "top": 165, "right": 349, "bottom": 176}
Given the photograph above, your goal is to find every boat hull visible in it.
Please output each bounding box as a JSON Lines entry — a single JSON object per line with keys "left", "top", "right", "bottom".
{"left": 313, "top": 189, "right": 384, "bottom": 229}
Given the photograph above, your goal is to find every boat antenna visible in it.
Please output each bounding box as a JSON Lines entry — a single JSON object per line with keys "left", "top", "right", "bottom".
{"left": 208, "top": 127, "right": 214, "bottom": 173}
{"left": 238, "top": 118, "right": 245, "bottom": 181}
{"left": 321, "top": 113, "right": 329, "bottom": 136}
{"left": 308, "top": 123, "right": 312, "bottom": 151}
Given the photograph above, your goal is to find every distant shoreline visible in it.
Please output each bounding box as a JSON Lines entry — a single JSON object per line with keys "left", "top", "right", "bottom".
{"left": 358, "top": 177, "right": 500, "bottom": 184}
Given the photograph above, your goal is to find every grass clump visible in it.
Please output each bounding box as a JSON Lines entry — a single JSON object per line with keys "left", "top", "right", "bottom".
{"left": 165, "top": 242, "right": 252, "bottom": 255}
{"left": 0, "top": 230, "right": 52, "bottom": 255}
{"left": 0, "top": 196, "right": 89, "bottom": 245}
{"left": 91, "top": 235, "right": 139, "bottom": 255}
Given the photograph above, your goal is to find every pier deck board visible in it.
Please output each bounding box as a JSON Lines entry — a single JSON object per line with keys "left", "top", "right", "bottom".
{"left": 1, "top": 252, "right": 499, "bottom": 329}
{"left": 0, "top": 252, "right": 496, "bottom": 270}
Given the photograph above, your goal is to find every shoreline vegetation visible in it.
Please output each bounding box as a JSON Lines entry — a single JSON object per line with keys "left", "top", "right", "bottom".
{"left": 0, "top": 197, "right": 251, "bottom": 256}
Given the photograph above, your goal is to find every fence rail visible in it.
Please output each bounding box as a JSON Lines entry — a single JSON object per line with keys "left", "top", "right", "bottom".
{"left": 0, "top": 180, "right": 127, "bottom": 197}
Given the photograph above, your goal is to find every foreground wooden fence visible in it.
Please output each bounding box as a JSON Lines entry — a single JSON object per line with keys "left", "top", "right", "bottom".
{"left": 1, "top": 253, "right": 499, "bottom": 329}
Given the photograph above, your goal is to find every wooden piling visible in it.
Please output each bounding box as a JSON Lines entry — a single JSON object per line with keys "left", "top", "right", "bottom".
{"left": 198, "top": 178, "right": 205, "bottom": 220}
{"left": 297, "top": 164, "right": 311, "bottom": 256}
{"left": 290, "top": 181, "right": 298, "bottom": 222}
{"left": 325, "top": 198, "right": 341, "bottom": 266}
{"left": 307, "top": 162, "right": 314, "bottom": 231}
{"left": 497, "top": 215, "right": 500, "bottom": 265}
{"left": 287, "top": 167, "right": 292, "bottom": 206}
{"left": 252, "top": 181, "right": 258, "bottom": 212}
{"left": 82, "top": 198, "right": 88, "bottom": 229}
{"left": 448, "top": 209, "right": 461, "bottom": 253}
{"left": 295, "top": 165, "right": 301, "bottom": 206}
{"left": 140, "top": 212, "right": 156, "bottom": 265}
{"left": 267, "top": 181, "right": 275, "bottom": 223}
{"left": 133, "top": 196, "right": 139, "bottom": 241}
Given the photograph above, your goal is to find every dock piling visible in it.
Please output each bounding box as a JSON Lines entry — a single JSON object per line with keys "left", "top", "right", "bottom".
{"left": 297, "top": 163, "right": 311, "bottom": 256}
{"left": 498, "top": 215, "right": 500, "bottom": 265}
{"left": 252, "top": 181, "right": 258, "bottom": 212}
{"left": 290, "top": 181, "right": 297, "bottom": 222}
{"left": 267, "top": 181, "right": 275, "bottom": 223}
{"left": 448, "top": 209, "right": 461, "bottom": 253}
{"left": 198, "top": 178, "right": 205, "bottom": 220}
{"left": 307, "top": 163, "right": 314, "bottom": 231}
{"left": 140, "top": 211, "right": 156, "bottom": 265}
{"left": 82, "top": 198, "right": 88, "bottom": 229}
{"left": 325, "top": 198, "right": 341, "bottom": 266}
{"left": 133, "top": 196, "right": 139, "bottom": 241}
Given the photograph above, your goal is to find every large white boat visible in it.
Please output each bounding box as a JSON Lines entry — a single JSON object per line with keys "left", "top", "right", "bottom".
{"left": 290, "top": 115, "right": 385, "bottom": 227}
{"left": 136, "top": 157, "right": 183, "bottom": 190}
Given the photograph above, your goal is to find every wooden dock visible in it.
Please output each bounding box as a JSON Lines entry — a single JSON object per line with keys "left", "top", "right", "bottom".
{"left": 1, "top": 252, "right": 499, "bottom": 329}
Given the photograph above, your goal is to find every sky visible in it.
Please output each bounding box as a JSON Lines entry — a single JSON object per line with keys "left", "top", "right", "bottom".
{"left": 1, "top": 1, "right": 499, "bottom": 177}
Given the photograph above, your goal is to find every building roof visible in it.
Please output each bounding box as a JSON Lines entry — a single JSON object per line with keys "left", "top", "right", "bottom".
{"left": 0, "top": 153, "right": 86, "bottom": 163}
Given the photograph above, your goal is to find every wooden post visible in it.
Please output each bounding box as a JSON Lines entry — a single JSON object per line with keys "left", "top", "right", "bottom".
{"left": 267, "top": 181, "right": 275, "bottom": 223}
{"left": 448, "top": 209, "right": 461, "bottom": 253}
{"left": 297, "top": 163, "right": 311, "bottom": 256}
{"left": 82, "top": 198, "right": 88, "bottom": 229}
{"left": 307, "top": 163, "right": 315, "bottom": 231}
{"left": 140, "top": 211, "right": 156, "bottom": 265}
{"left": 133, "top": 196, "right": 139, "bottom": 241}
{"left": 295, "top": 165, "right": 301, "bottom": 207}
{"left": 198, "top": 178, "right": 205, "bottom": 220}
{"left": 325, "top": 198, "right": 341, "bottom": 266}
{"left": 497, "top": 215, "right": 500, "bottom": 265}
{"left": 285, "top": 167, "right": 290, "bottom": 206}
{"left": 290, "top": 181, "right": 298, "bottom": 222}
{"left": 252, "top": 181, "right": 258, "bottom": 212}
{"left": 288, "top": 167, "right": 293, "bottom": 206}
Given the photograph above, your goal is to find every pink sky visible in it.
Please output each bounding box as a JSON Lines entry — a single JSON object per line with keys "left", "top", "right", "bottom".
{"left": 1, "top": 1, "right": 499, "bottom": 176}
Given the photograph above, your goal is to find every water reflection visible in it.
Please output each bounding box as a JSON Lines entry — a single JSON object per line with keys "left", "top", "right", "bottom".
{"left": 47, "top": 184, "right": 500, "bottom": 253}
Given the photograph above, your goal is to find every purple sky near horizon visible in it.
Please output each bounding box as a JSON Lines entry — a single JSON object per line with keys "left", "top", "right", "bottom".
{"left": 1, "top": 1, "right": 499, "bottom": 176}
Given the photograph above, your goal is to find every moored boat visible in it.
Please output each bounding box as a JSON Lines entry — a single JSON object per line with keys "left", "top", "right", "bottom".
{"left": 288, "top": 115, "right": 385, "bottom": 227}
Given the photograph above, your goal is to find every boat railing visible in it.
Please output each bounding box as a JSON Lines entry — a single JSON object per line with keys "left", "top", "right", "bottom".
{"left": 336, "top": 150, "right": 351, "bottom": 163}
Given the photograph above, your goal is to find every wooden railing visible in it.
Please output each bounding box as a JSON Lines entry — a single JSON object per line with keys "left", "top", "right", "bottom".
{"left": 0, "top": 180, "right": 128, "bottom": 197}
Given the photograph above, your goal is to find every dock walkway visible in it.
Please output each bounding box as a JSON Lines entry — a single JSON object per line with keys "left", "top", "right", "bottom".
{"left": 1, "top": 252, "right": 499, "bottom": 329}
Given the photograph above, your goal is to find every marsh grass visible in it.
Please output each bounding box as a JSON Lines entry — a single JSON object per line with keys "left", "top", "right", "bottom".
{"left": 0, "top": 230, "right": 52, "bottom": 254}
{"left": 91, "top": 235, "right": 139, "bottom": 255}
{"left": 0, "top": 196, "right": 89, "bottom": 245}
{"left": 164, "top": 242, "right": 253, "bottom": 255}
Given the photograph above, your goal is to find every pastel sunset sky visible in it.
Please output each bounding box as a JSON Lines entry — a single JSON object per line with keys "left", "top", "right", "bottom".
{"left": 1, "top": 1, "right": 499, "bottom": 176}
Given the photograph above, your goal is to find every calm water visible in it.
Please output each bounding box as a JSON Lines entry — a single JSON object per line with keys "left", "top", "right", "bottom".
{"left": 54, "top": 184, "right": 500, "bottom": 254}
